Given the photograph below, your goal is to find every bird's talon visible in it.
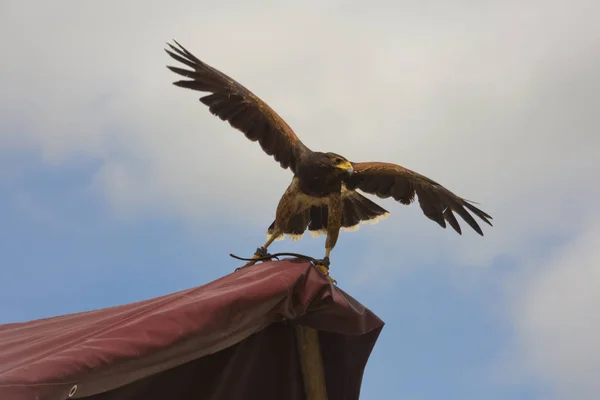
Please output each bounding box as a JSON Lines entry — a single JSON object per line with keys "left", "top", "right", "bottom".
{"left": 313, "top": 258, "right": 336, "bottom": 284}
{"left": 315, "top": 263, "right": 329, "bottom": 275}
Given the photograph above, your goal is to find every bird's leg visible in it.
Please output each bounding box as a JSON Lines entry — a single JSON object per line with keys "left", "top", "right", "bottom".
{"left": 313, "top": 194, "right": 341, "bottom": 284}
{"left": 236, "top": 180, "right": 300, "bottom": 271}
{"left": 314, "top": 248, "right": 332, "bottom": 267}
{"left": 253, "top": 245, "right": 271, "bottom": 258}
{"left": 237, "top": 234, "right": 279, "bottom": 270}
{"left": 313, "top": 247, "right": 335, "bottom": 284}
{"left": 257, "top": 233, "right": 280, "bottom": 258}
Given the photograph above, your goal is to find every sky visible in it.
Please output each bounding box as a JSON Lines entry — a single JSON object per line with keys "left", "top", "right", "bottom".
{"left": 1, "top": 0, "right": 599, "bottom": 398}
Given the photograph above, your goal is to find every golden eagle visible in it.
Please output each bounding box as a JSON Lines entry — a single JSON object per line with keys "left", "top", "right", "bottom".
{"left": 165, "top": 40, "right": 492, "bottom": 272}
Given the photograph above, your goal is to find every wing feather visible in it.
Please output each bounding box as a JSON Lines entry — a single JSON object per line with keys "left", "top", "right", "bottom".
{"left": 346, "top": 162, "right": 492, "bottom": 235}
{"left": 165, "top": 40, "right": 311, "bottom": 172}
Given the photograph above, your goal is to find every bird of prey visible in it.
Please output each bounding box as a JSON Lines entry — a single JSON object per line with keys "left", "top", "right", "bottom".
{"left": 165, "top": 40, "right": 492, "bottom": 273}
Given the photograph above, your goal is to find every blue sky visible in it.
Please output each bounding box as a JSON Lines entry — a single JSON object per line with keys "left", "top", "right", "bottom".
{"left": 1, "top": 1, "right": 599, "bottom": 399}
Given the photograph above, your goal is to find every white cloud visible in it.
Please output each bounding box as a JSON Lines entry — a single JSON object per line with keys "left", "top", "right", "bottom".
{"left": 502, "top": 221, "right": 600, "bottom": 400}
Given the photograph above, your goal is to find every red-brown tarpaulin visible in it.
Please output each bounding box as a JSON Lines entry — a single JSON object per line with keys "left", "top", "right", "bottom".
{"left": 0, "top": 259, "right": 384, "bottom": 400}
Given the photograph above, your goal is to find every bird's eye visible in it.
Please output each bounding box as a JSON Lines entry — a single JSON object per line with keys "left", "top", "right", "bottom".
{"left": 335, "top": 158, "right": 342, "bottom": 163}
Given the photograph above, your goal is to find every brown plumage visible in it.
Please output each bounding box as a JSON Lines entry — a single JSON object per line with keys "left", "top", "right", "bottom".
{"left": 165, "top": 41, "right": 309, "bottom": 173}
{"left": 165, "top": 40, "right": 493, "bottom": 271}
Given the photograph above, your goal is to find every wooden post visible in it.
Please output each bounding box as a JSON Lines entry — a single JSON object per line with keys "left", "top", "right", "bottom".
{"left": 295, "top": 324, "right": 328, "bottom": 400}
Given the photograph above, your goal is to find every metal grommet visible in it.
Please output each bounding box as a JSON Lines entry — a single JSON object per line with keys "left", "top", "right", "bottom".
{"left": 68, "top": 384, "right": 78, "bottom": 398}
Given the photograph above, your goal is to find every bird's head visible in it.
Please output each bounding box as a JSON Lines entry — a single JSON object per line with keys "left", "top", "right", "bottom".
{"left": 323, "top": 152, "right": 354, "bottom": 177}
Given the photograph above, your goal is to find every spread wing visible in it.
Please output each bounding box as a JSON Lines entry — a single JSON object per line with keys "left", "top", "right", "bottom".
{"left": 165, "top": 40, "right": 311, "bottom": 173}
{"left": 346, "top": 162, "right": 492, "bottom": 235}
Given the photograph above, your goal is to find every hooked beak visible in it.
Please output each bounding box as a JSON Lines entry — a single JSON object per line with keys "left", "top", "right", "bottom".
{"left": 338, "top": 161, "right": 354, "bottom": 176}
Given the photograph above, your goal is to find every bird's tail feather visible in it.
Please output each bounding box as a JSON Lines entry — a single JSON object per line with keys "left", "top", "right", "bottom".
{"left": 266, "top": 192, "right": 389, "bottom": 241}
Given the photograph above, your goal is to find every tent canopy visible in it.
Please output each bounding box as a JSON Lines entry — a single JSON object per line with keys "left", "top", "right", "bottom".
{"left": 0, "top": 259, "right": 384, "bottom": 400}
